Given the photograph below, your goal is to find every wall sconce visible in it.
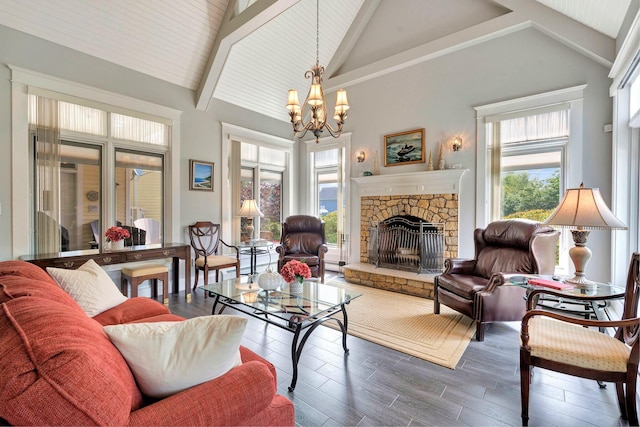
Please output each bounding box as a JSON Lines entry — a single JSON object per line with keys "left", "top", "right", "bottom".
{"left": 356, "top": 151, "right": 366, "bottom": 162}
{"left": 452, "top": 137, "right": 462, "bottom": 151}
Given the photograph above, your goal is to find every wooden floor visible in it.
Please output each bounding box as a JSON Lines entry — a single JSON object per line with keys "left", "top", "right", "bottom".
{"left": 166, "top": 275, "right": 633, "bottom": 427}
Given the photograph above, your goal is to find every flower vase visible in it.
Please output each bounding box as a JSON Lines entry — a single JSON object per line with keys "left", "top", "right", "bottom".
{"left": 290, "top": 278, "right": 304, "bottom": 294}
{"left": 111, "top": 239, "right": 125, "bottom": 251}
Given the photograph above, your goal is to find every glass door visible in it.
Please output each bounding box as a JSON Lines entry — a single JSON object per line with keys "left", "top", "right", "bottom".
{"left": 312, "top": 147, "right": 346, "bottom": 268}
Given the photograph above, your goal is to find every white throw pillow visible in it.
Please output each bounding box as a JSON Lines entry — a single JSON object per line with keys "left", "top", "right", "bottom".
{"left": 47, "top": 259, "right": 128, "bottom": 317}
{"left": 103, "top": 315, "right": 247, "bottom": 398}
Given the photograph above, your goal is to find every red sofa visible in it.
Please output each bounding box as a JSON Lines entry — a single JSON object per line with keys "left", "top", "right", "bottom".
{"left": 0, "top": 260, "right": 295, "bottom": 426}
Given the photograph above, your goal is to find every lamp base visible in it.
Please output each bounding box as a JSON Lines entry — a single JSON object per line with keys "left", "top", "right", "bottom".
{"left": 563, "top": 274, "right": 597, "bottom": 290}
{"left": 567, "top": 230, "right": 596, "bottom": 290}
{"left": 246, "top": 218, "right": 254, "bottom": 240}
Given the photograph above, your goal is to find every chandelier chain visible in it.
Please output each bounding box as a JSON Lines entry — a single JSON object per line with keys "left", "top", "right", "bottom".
{"left": 316, "top": 0, "right": 320, "bottom": 66}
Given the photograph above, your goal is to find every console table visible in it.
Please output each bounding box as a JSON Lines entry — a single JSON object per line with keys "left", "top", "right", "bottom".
{"left": 20, "top": 243, "right": 192, "bottom": 300}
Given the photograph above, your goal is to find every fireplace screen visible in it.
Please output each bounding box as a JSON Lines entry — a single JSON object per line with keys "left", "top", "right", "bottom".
{"left": 368, "top": 215, "right": 444, "bottom": 273}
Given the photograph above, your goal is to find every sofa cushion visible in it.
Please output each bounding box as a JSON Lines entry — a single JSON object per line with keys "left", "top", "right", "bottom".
{"left": 92, "top": 297, "right": 174, "bottom": 326}
{"left": 0, "top": 260, "right": 55, "bottom": 283}
{"left": 104, "top": 315, "right": 247, "bottom": 398}
{"left": 0, "top": 297, "right": 142, "bottom": 426}
{"left": 47, "top": 259, "right": 127, "bottom": 317}
{"left": 0, "top": 275, "right": 81, "bottom": 308}
{"left": 0, "top": 261, "right": 80, "bottom": 308}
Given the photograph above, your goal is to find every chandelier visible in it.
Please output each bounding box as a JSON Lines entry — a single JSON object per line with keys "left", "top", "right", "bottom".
{"left": 286, "top": 0, "right": 350, "bottom": 143}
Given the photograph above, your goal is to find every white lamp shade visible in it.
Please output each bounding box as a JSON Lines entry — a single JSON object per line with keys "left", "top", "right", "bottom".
{"left": 307, "top": 83, "right": 324, "bottom": 106}
{"left": 237, "top": 199, "right": 264, "bottom": 217}
{"left": 286, "top": 90, "right": 300, "bottom": 111}
{"left": 543, "top": 184, "right": 627, "bottom": 230}
{"left": 335, "top": 89, "right": 349, "bottom": 110}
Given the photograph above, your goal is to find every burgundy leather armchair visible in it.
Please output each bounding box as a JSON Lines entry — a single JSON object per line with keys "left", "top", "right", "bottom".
{"left": 434, "top": 219, "right": 559, "bottom": 341}
{"left": 276, "top": 215, "right": 328, "bottom": 283}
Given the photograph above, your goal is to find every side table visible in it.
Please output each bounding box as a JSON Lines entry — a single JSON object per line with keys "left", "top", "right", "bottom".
{"left": 511, "top": 275, "right": 625, "bottom": 323}
{"left": 237, "top": 240, "right": 274, "bottom": 276}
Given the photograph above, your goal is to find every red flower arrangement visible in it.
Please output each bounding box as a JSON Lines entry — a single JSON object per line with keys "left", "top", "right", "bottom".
{"left": 280, "top": 259, "right": 312, "bottom": 284}
{"left": 105, "top": 226, "right": 130, "bottom": 242}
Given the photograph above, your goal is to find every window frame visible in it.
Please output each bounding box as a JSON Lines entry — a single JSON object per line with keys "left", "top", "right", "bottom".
{"left": 474, "top": 85, "right": 586, "bottom": 275}
{"left": 221, "top": 122, "right": 293, "bottom": 246}
{"left": 304, "top": 134, "right": 351, "bottom": 267}
{"left": 498, "top": 138, "right": 566, "bottom": 218}
{"left": 10, "top": 65, "right": 182, "bottom": 258}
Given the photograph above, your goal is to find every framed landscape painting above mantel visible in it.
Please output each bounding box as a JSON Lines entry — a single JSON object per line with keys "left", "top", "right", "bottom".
{"left": 384, "top": 128, "right": 425, "bottom": 166}
{"left": 189, "top": 160, "right": 214, "bottom": 191}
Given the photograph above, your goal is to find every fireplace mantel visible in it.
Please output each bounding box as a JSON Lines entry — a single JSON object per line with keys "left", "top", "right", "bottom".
{"left": 352, "top": 169, "right": 467, "bottom": 197}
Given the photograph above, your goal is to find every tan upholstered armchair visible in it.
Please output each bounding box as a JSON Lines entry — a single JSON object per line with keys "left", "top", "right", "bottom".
{"left": 434, "top": 219, "right": 559, "bottom": 341}
{"left": 520, "top": 253, "right": 640, "bottom": 426}
{"left": 276, "top": 215, "right": 328, "bottom": 283}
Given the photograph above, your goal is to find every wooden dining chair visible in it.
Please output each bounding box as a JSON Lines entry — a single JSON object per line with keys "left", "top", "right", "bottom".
{"left": 520, "top": 252, "right": 640, "bottom": 426}
{"left": 188, "top": 221, "right": 240, "bottom": 297}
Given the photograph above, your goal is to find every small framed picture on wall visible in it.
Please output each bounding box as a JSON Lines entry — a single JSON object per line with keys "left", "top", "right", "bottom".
{"left": 384, "top": 128, "right": 425, "bottom": 166}
{"left": 189, "top": 160, "right": 214, "bottom": 191}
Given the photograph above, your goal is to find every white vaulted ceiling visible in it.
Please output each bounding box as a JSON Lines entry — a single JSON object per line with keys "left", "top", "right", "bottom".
{"left": 0, "top": 0, "right": 633, "bottom": 120}
{"left": 536, "top": 0, "right": 632, "bottom": 38}
{"left": 0, "top": 0, "right": 230, "bottom": 89}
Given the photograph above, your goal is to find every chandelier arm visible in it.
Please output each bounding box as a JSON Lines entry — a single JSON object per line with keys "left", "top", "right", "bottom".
{"left": 322, "top": 121, "right": 343, "bottom": 138}
{"left": 293, "top": 127, "right": 310, "bottom": 140}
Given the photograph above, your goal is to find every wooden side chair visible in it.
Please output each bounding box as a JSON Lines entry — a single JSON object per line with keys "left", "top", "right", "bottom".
{"left": 520, "top": 252, "right": 640, "bottom": 426}
{"left": 188, "top": 221, "right": 240, "bottom": 297}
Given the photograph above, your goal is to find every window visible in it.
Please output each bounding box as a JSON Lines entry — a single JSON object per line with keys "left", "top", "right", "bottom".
{"left": 29, "top": 94, "right": 169, "bottom": 254}
{"left": 259, "top": 169, "right": 282, "bottom": 242}
{"left": 238, "top": 142, "right": 286, "bottom": 242}
{"left": 475, "top": 86, "right": 585, "bottom": 274}
{"left": 34, "top": 140, "right": 101, "bottom": 253}
{"left": 115, "top": 150, "right": 164, "bottom": 243}
{"left": 312, "top": 148, "right": 341, "bottom": 245}
{"left": 494, "top": 110, "right": 567, "bottom": 221}
{"left": 306, "top": 135, "right": 350, "bottom": 267}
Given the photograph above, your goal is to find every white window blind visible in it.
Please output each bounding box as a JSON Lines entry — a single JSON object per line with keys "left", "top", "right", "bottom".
{"left": 259, "top": 146, "right": 286, "bottom": 166}
{"left": 29, "top": 94, "right": 169, "bottom": 145}
{"left": 499, "top": 110, "right": 569, "bottom": 145}
{"left": 111, "top": 113, "right": 167, "bottom": 146}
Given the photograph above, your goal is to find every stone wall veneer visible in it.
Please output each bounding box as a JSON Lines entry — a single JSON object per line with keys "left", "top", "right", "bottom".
{"left": 360, "top": 193, "right": 459, "bottom": 264}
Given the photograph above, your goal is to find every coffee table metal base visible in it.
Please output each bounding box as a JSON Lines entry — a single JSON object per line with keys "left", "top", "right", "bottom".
{"left": 209, "top": 293, "right": 351, "bottom": 392}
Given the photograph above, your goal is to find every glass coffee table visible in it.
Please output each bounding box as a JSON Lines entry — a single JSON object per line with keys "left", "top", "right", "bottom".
{"left": 201, "top": 277, "right": 361, "bottom": 391}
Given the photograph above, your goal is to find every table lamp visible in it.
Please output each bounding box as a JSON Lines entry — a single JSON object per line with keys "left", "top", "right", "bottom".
{"left": 238, "top": 199, "right": 264, "bottom": 240}
{"left": 543, "top": 183, "right": 627, "bottom": 288}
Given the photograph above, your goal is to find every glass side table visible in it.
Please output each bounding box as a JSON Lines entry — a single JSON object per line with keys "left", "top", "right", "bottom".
{"left": 511, "top": 275, "right": 625, "bottom": 322}
{"left": 236, "top": 239, "right": 274, "bottom": 276}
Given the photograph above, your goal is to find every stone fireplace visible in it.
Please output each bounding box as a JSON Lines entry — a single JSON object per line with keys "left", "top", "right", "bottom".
{"left": 368, "top": 214, "right": 445, "bottom": 273}
{"left": 346, "top": 169, "right": 466, "bottom": 298}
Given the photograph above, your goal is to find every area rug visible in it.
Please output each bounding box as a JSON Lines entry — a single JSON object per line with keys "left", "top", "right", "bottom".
{"left": 323, "top": 279, "right": 476, "bottom": 369}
